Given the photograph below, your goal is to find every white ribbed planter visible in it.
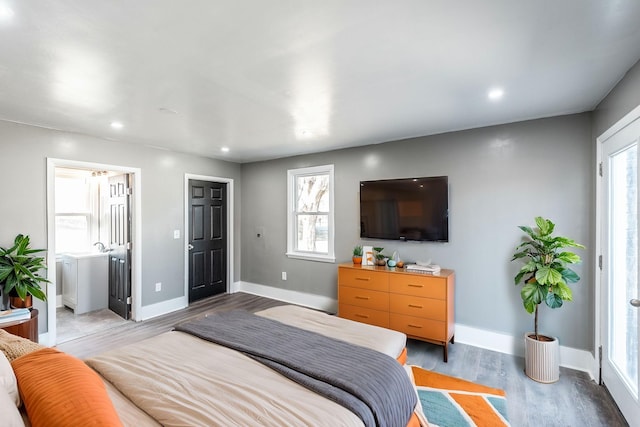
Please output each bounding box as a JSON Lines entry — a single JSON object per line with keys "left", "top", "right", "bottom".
{"left": 524, "top": 333, "right": 559, "bottom": 383}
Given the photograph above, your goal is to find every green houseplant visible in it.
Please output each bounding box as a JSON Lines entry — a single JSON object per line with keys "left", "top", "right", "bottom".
{"left": 352, "top": 245, "right": 363, "bottom": 264}
{"left": 373, "top": 247, "right": 387, "bottom": 266}
{"left": 511, "top": 216, "right": 584, "bottom": 382}
{"left": 0, "top": 234, "right": 49, "bottom": 308}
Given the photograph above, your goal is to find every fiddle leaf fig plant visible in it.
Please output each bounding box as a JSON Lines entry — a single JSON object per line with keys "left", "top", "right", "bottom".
{"left": 511, "top": 217, "right": 584, "bottom": 340}
{"left": 0, "top": 234, "right": 49, "bottom": 302}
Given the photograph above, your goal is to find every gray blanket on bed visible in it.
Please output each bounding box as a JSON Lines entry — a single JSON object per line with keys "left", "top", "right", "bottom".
{"left": 175, "top": 310, "right": 416, "bottom": 427}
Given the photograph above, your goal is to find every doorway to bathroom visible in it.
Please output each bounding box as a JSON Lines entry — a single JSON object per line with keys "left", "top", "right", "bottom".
{"left": 46, "top": 159, "right": 141, "bottom": 346}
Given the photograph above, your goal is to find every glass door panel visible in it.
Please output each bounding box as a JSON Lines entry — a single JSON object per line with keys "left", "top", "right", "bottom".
{"left": 609, "top": 144, "right": 638, "bottom": 398}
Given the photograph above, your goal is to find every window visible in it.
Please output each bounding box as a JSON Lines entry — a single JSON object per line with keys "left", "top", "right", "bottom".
{"left": 55, "top": 173, "right": 102, "bottom": 253}
{"left": 286, "top": 165, "right": 335, "bottom": 262}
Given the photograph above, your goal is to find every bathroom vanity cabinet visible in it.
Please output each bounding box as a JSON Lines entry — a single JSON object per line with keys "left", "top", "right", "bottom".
{"left": 62, "top": 253, "right": 109, "bottom": 315}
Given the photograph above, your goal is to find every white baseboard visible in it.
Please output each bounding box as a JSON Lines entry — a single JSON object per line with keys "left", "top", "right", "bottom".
{"left": 138, "top": 296, "right": 187, "bottom": 321}
{"left": 455, "top": 324, "right": 597, "bottom": 381}
{"left": 559, "top": 346, "right": 598, "bottom": 381}
{"left": 232, "top": 281, "right": 337, "bottom": 313}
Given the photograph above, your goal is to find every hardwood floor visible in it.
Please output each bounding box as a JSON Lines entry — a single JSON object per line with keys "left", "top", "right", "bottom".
{"left": 57, "top": 292, "right": 628, "bottom": 426}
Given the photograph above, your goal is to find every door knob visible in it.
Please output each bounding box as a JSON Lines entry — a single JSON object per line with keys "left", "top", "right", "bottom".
{"left": 631, "top": 299, "right": 640, "bottom": 308}
{"left": 188, "top": 244, "right": 194, "bottom": 250}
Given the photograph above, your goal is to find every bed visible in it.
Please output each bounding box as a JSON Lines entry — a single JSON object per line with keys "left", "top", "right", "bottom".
{"left": 2, "top": 305, "right": 427, "bottom": 427}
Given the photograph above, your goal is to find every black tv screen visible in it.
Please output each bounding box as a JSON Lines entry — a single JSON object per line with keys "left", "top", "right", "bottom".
{"left": 360, "top": 176, "right": 449, "bottom": 242}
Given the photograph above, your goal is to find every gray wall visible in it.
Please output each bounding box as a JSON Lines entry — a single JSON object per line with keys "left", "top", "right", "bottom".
{"left": 241, "top": 113, "right": 593, "bottom": 350}
{"left": 593, "top": 59, "right": 640, "bottom": 137}
{"left": 0, "top": 120, "right": 242, "bottom": 333}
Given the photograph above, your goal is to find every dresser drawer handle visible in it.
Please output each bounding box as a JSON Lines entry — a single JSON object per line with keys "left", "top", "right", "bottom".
{"left": 407, "top": 284, "right": 424, "bottom": 288}
{"left": 408, "top": 304, "right": 423, "bottom": 309}
{"left": 408, "top": 324, "right": 422, "bottom": 328}
{"left": 355, "top": 296, "right": 370, "bottom": 300}
{"left": 355, "top": 314, "right": 370, "bottom": 319}
{"left": 355, "top": 277, "right": 370, "bottom": 281}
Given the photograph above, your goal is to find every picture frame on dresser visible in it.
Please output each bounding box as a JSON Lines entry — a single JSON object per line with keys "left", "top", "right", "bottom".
{"left": 362, "top": 246, "right": 374, "bottom": 266}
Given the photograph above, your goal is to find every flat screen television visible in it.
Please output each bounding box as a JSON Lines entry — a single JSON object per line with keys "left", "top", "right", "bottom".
{"left": 360, "top": 176, "right": 449, "bottom": 242}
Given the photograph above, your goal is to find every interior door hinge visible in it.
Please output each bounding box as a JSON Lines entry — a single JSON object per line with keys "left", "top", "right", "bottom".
{"left": 598, "top": 255, "right": 603, "bottom": 270}
{"left": 126, "top": 242, "right": 131, "bottom": 250}
{"left": 598, "top": 162, "right": 603, "bottom": 177}
{"left": 126, "top": 296, "right": 132, "bottom": 305}
{"left": 126, "top": 188, "right": 133, "bottom": 196}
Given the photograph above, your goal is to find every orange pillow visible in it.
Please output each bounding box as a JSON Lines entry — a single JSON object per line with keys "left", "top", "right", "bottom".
{"left": 11, "top": 348, "right": 123, "bottom": 427}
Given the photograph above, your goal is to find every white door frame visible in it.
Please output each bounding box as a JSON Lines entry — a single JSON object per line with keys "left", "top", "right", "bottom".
{"left": 595, "top": 104, "right": 640, "bottom": 376}
{"left": 594, "top": 105, "right": 640, "bottom": 424}
{"left": 183, "top": 174, "right": 234, "bottom": 304}
{"left": 45, "top": 158, "right": 143, "bottom": 346}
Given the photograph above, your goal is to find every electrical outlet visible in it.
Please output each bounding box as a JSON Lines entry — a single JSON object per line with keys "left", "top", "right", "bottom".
{"left": 173, "top": 230, "right": 180, "bottom": 239}
{"left": 281, "top": 272, "right": 287, "bottom": 281}
{"left": 155, "top": 282, "right": 162, "bottom": 292}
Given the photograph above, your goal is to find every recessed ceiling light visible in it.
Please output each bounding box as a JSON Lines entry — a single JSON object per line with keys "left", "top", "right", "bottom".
{"left": 488, "top": 88, "right": 504, "bottom": 100}
{"left": 110, "top": 121, "right": 123, "bottom": 129}
{"left": 221, "top": 147, "right": 230, "bottom": 153}
{"left": 0, "top": 5, "right": 15, "bottom": 20}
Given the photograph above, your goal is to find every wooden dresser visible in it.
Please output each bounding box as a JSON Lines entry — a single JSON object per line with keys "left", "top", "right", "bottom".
{"left": 338, "top": 263, "right": 455, "bottom": 361}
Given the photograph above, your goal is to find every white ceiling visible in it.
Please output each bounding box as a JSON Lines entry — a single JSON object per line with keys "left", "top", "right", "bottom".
{"left": 1, "top": 1, "right": 640, "bottom": 163}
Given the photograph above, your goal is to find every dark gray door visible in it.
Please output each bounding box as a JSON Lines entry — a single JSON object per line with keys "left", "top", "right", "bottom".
{"left": 108, "top": 174, "right": 131, "bottom": 319}
{"left": 188, "top": 180, "right": 227, "bottom": 302}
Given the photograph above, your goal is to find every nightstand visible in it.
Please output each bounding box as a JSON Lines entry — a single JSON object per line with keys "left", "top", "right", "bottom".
{"left": 0, "top": 309, "right": 39, "bottom": 343}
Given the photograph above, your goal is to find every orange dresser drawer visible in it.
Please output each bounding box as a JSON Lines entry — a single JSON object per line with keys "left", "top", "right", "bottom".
{"left": 390, "top": 294, "right": 445, "bottom": 320}
{"left": 339, "top": 267, "right": 389, "bottom": 291}
{"left": 339, "top": 304, "right": 389, "bottom": 329}
{"left": 339, "top": 286, "right": 389, "bottom": 311}
{"left": 390, "top": 313, "right": 446, "bottom": 341}
{"left": 389, "top": 274, "right": 446, "bottom": 299}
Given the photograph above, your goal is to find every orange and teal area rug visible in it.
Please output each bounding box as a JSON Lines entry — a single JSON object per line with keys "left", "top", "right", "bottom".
{"left": 411, "top": 366, "right": 510, "bottom": 427}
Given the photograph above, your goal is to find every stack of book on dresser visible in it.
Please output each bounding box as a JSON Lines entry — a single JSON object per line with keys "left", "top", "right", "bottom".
{"left": 0, "top": 308, "right": 31, "bottom": 325}
{"left": 405, "top": 263, "right": 441, "bottom": 274}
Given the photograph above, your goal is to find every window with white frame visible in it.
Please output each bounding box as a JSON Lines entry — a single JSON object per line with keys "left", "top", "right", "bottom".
{"left": 55, "top": 173, "right": 102, "bottom": 254}
{"left": 286, "top": 165, "right": 335, "bottom": 262}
